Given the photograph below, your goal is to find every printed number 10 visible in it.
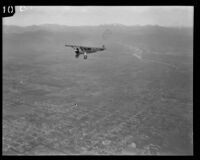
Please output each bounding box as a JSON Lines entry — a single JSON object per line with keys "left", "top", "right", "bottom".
{"left": 3, "top": 6, "right": 14, "bottom": 14}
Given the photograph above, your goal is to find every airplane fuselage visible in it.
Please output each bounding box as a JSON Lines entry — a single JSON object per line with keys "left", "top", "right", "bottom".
{"left": 76, "top": 48, "right": 103, "bottom": 54}
{"left": 65, "top": 44, "right": 105, "bottom": 59}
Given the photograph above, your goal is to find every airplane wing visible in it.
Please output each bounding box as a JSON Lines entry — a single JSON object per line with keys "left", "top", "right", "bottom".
{"left": 65, "top": 44, "right": 80, "bottom": 49}
{"left": 65, "top": 44, "right": 105, "bottom": 57}
{"left": 65, "top": 45, "right": 88, "bottom": 52}
{"left": 65, "top": 44, "right": 105, "bottom": 59}
{"left": 65, "top": 44, "right": 104, "bottom": 50}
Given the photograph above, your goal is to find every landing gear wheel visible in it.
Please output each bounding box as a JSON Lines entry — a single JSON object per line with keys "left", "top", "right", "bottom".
{"left": 75, "top": 54, "right": 79, "bottom": 58}
{"left": 84, "top": 55, "right": 87, "bottom": 59}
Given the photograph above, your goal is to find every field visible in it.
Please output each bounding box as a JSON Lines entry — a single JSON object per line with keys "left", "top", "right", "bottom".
{"left": 3, "top": 25, "right": 193, "bottom": 155}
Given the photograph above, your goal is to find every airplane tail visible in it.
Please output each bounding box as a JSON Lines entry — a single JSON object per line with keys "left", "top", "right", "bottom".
{"left": 102, "top": 45, "right": 106, "bottom": 50}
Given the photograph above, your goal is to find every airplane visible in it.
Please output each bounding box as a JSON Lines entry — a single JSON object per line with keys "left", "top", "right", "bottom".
{"left": 65, "top": 44, "right": 106, "bottom": 59}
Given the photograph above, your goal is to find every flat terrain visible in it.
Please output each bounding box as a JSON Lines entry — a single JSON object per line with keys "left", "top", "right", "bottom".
{"left": 3, "top": 25, "right": 193, "bottom": 155}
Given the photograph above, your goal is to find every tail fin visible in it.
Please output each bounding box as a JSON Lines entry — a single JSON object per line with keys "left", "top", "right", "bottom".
{"left": 102, "top": 45, "right": 106, "bottom": 50}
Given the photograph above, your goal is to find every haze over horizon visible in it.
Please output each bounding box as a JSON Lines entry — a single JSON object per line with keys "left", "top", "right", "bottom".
{"left": 3, "top": 6, "right": 193, "bottom": 27}
{"left": 3, "top": 23, "right": 193, "bottom": 28}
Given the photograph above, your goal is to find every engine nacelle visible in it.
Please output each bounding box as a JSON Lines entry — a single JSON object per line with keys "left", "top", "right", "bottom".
{"left": 75, "top": 49, "right": 79, "bottom": 54}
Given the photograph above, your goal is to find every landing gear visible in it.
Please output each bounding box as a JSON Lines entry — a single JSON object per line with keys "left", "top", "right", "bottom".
{"left": 83, "top": 52, "right": 87, "bottom": 59}
{"left": 75, "top": 53, "right": 79, "bottom": 58}
{"left": 84, "top": 55, "right": 87, "bottom": 59}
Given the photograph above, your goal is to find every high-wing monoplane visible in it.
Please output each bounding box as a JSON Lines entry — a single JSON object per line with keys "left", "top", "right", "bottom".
{"left": 65, "top": 44, "right": 106, "bottom": 59}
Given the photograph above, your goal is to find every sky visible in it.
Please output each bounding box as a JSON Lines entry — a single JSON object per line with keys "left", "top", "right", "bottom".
{"left": 3, "top": 6, "right": 193, "bottom": 27}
